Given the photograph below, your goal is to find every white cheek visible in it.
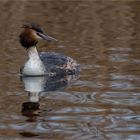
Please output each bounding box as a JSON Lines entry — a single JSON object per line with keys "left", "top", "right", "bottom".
{"left": 32, "top": 32, "right": 42, "bottom": 39}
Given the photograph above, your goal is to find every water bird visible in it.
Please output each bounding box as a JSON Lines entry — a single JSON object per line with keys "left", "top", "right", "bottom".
{"left": 19, "top": 23, "right": 80, "bottom": 76}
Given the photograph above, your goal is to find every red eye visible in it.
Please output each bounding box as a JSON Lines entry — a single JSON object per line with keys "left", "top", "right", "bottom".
{"left": 36, "top": 32, "right": 40, "bottom": 36}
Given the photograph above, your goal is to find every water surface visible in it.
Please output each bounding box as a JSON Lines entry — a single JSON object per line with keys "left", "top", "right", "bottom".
{"left": 0, "top": 1, "right": 140, "bottom": 140}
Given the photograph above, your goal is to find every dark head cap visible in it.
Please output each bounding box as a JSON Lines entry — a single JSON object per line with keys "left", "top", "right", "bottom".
{"left": 22, "top": 23, "right": 44, "bottom": 34}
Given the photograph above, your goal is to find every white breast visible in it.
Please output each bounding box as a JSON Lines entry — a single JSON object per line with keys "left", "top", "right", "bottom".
{"left": 22, "top": 47, "right": 46, "bottom": 76}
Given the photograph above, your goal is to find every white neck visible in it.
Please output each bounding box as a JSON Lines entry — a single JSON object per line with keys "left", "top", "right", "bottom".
{"left": 28, "top": 46, "right": 40, "bottom": 60}
{"left": 22, "top": 46, "right": 46, "bottom": 76}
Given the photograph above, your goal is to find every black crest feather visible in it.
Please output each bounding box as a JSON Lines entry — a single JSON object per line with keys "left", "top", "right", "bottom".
{"left": 22, "top": 23, "right": 44, "bottom": 33}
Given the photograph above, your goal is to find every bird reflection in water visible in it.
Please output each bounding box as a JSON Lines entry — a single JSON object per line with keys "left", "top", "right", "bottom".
{"left": 20, "top": 75, "right": 78, "bottom": 120}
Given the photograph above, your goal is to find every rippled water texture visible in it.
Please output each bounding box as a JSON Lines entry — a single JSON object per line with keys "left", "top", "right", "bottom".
{"left": 0, "top": 1, "right": 140, "bottom": 140}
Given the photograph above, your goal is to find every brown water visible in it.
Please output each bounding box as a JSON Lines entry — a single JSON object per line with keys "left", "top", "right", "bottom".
{"left": 0, "top": 0, "right": 140, "bottom": 140}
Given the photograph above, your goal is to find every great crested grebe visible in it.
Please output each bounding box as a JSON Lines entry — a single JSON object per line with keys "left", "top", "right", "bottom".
{"left": 19, "top": 23, "right": 80, "bottom": 76}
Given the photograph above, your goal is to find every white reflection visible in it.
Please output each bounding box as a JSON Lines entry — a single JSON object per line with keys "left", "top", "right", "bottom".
{"left": 20, "top": 75, "right": 79, "bottom": 115}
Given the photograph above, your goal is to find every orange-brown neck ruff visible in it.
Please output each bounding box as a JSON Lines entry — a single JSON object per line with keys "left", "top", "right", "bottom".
{"left": 19, "top": 28, "right": 38, "bottom": 49}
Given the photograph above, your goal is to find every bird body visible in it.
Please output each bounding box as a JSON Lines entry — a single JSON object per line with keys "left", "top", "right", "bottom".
{"left": 19, "top": 23, "right": 80, "bottom": 76}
